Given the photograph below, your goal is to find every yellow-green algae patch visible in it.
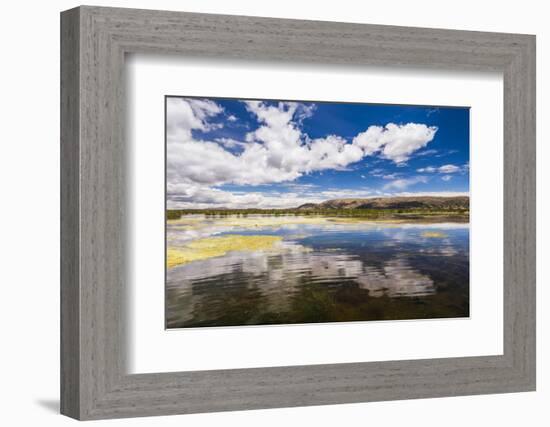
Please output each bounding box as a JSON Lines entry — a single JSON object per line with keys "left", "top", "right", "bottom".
{"left": 421, "top": 231, "right": 448, "bottom": 238}
{"left": 167, "top": 234, "right": 282, "bottom": 268}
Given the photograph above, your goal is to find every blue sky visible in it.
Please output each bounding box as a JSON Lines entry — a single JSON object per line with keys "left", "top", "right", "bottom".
{"left": 166, "top": 96, "right": 469, "bottom": 209}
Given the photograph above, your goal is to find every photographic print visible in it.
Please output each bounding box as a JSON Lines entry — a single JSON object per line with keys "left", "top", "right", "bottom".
{"left": 165, "top": 96, "right": 470, "bottom": 329}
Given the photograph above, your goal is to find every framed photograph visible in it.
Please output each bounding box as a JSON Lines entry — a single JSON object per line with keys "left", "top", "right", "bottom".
{"left": 61, "top": 6, "right": 536, "bottom": 420}
{"left": 164, "top": 96, "right": 471, "bottom": 329}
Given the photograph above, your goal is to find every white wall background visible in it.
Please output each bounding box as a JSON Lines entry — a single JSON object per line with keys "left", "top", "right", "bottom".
{"left": 0, "top": 0, "right": 546, "bottom": 425}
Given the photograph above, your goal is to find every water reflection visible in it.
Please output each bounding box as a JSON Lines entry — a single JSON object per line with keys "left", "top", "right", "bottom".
{"left": 358, "top": 259, "right": 435, "bottom": 298}
{"left": 166, "top": 216, "right": 469, "bottom": 328}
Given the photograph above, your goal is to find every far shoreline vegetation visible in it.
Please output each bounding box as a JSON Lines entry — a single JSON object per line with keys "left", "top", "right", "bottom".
{"left": 167, "top": 196, "right": 469, "bottom": 222}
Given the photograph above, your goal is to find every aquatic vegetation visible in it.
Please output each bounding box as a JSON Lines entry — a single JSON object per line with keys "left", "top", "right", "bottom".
{"left": 168, "top": 214, "right": 333, "bottom": 230}
{"left": 421, "top": 231, "right": 448, "bottom": 238}
{"left": 167, "top": 234, "right": 283, "bottom": 268}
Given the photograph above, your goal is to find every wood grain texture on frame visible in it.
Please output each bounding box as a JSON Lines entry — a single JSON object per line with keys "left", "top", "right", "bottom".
{"left": 60, "top": 5, "right": 536, "bottom": 420}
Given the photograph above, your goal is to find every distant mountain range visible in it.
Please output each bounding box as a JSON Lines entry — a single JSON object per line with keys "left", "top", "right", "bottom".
{"left": 297, "top": 196, "right": 469, "bottom": 210}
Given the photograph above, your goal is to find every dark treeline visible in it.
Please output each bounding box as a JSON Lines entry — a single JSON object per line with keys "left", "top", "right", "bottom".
{"left": 167, "top": 208, "right": 469, "bottom": 220}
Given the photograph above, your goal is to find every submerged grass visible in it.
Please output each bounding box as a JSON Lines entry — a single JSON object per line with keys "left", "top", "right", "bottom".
{"left": 421, "top": 231, "right": 448, "bottom": 238}
{"left": 167, "top": 215, "right": 464, "bottom": 235}
{"left": 168, "top": 215, "right": 333, "bottom": 230}
{"left": 167, "top": 215, "right": 407, "bottom": 239}
{"left": 167, "top": 234, "right": 283, "bottom": 268}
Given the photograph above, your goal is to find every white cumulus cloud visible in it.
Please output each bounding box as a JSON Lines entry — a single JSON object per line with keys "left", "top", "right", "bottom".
{"left": 166, "top": 97, "right": 224, "bottom": 143}
{"left": 353, "top": 123, "right": 438, "bottom": 164}
{"left": 168, "top": 99, "right": 378, "bottom": 188}
{"left": 167, "top": 97, "right": 442, "bottom": 207}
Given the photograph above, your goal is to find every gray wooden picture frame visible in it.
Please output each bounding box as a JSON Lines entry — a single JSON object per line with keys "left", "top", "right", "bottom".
{"left": 60, "top": 5, "right": 536, "bottom": 420}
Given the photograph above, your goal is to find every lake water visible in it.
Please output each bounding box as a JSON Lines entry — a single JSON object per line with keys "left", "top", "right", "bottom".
{"left": 166, "top": 215, "right": 469, "bottom": 328}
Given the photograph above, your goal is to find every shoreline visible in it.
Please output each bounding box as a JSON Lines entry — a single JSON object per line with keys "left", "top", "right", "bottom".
{"left": 168, "top": 212, "right": 469, "bottom": 224}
